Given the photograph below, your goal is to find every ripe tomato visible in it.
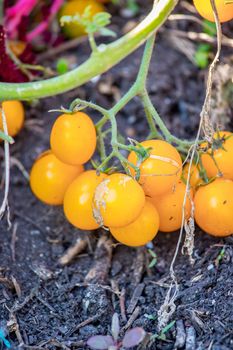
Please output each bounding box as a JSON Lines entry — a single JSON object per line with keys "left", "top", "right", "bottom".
{"left": 193, "top": 0, "right": 233, "bottom": 23}
{"left": 200, "top": 131, "right": 233, "bottom": 181}
{"left": 183, "top": 162, "right": 203, "bottom": 188}
{"left": 194, "top": 179, "right": 233, "bottom": 236}
{"left": 128, "top": 140, "right": 182, "bottom": 197}
{"left": 59, "top": 0, "right": 105, "bottom": 38}
{"left": 63, "top": 170, "right": 107, "bottom": 230}
{"left": 0, "top": 101, "right": 24, "bottom": 137}
{"left": 93, "top": 173, "right": 145, "bottom": 228}
{"left": 50, "top": 112, "right": 96, "bottom": 166}
{"left": 110, "top": 200, "right": 159, "bottom": 247}
{"left": 9, "top": 40, "right": 26, "bottom": 57}
{"left": 149, "top": 181, "right": 193, "bottom": 233}
{"left": 30, "top": 150, "right": 84, "bottom": 205}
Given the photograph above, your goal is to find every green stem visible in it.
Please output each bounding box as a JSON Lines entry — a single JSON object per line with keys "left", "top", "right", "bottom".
{"left": 141, "top": 91, "right": 193, "bottom": 150}
{"left": 0, "top": 0, "right": 178, "bottom": 101}
{"left": 110, "top": 84, "right": 138, "bottom": 115}
{"left": 88, "top": 33, "right": 98, "bottom": 53}
{"left": 135, "top": 35, "right": 156, "bottom": 87}
{"left": 70, "top": 98, "right": 108, "bottom": 116}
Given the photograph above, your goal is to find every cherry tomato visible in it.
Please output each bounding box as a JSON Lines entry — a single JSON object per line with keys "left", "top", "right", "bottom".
{"left": 149, "top": 181, "right": 193, "bottom": 233}
{"left": 183, "top": 163, "right": 203, "bottom": 188}
{"left": 193, "top": 0, "right": 233, "bottom": 23}
{"left": 0, "top": 101, "right": 24, "bottom": 137}
{"left": 64, "top": 170, "right": 107, "bottom": 230}
{"left": 194, "top": 179, "right": 233, "bottom": 236}
{"left": 59, "top": 0, "right": 105, "bottom": 38}
{"left": 200, "top": 131, "right": 233, "bottom": 181}
{"left": 128, "top": 140, "right": 182, "bottom": 197}
{"left": 93, "top": 173, "right": 145, "bottom": 228}
{"left": 30, "top": 150, "right": 84, "bottom": 205}
{"left": 9, "top": 40, "right": 26, "bottom": 57}
{"left": 110, "top": 200, "right": 159, "bottom": 247}
{"left": 50, "top": 112, "right": 96, "bottom": 166}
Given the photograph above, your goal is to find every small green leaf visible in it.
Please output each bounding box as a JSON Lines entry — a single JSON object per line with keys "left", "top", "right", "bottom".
{"left": 127, "top": 0, "right": 139, "bottom": 15}
{"left": 99, "top": 27, "right": 116, "bottom": 37}
{"left": 93, "top": 12, "right": 111, "bottom": 27}
{"left": 203, "top": 20, "right": 217, "bottom": 37}
{"left": 56, "top": 58, "right": 69, "bottom": 75}
{"left": 194, "top": 44, "right": 211, "bottom": 69}
{"left": 197, "top": 43, "right": 211, "bottom": 53}
{"left": 161, "top": 320, "right": 176, "bottom": 335}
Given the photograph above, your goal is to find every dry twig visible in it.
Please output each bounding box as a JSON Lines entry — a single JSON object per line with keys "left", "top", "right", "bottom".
{"left": 158, "top": 0, "right": 223, "bottom": 330}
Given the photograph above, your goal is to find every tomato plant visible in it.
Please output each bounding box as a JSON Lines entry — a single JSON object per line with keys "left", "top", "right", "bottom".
{"left": 110, "top": 200, "right": 160, "bottom": 247}
{"left": 128, "top": 140, "right": 182, "bottom": 197}
{"left": 0, "top": 101, "right": 24, "bottom": 137}
{"left": 194, "top": 179, "right": 233, "bottom": 236}
{"left": 200, "top": 131, "right": 233, "bottom": 180}
{"left": 30, "top": 150, "right": 84, "bottom": 205}
{"left": 50, "top": 112, "right": 97, "bottom": 166}
{"left": 93, "top": 173, "right": 145, "bottom": 228}
{"left": 1, "top": 0, "right": 233, "bottom": 251}
{"left": 149, "top": 181, "right": 193, "bottom": 233}
{"left": 193, "top": 0, "right": 233, "bottom": 23}
{"left": 64, "top": 170, "right": 107, "bottom": 230}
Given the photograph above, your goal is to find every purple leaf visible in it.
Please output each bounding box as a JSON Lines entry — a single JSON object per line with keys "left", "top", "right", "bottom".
{"left": 0, "top": 26, "right": 28, "bottom": 82}
{"left": 122, "top": 328, "right": 146, "bottom": 348}
{"left": 26, "top": 0, "right": 63, "bottom": 41}
{"left": 87, "top": 335, "right": 114, "bottom": 350}
{"left": 111, "top": 313, "right": 120, "bottom": 341}
{"left": 6, "top": 0, "right": 37, "bottom": 37}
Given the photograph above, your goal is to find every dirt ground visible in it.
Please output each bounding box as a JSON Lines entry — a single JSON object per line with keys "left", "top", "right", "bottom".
{"left": 0, "top": 1, "right": 233, "bottom": 349}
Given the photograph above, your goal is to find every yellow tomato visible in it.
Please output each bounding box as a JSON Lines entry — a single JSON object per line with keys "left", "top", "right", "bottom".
{"left": 193, "top": 0, "right": 233, "bottom": 23}
{"left": 0, "top": 101, "right": 24, "bottom": 137}
{"left": 128, "top": 140, "right": 182, "bottom": 197}
{"left": 59, "top": 0, "right": 105, "bottom": 38}
{"left": 30, "top": 150, "right": 84, "bottom": 205}
{"left": 9, "top": 40, "right": 26, "bottom": 57}
{"left": 64, "top": 170, "right": 107, "bottom": 230}
{"left": 183, "top": 163, "right": 203, "bottom": 188}
{"left": 110, "top": 200, "right": 159, "bottom": 247}
{"left": 149, "top": 181, "right": 193, "bottom": 233}
{"left": 93, "top": 173, "right": 145, "bottom": 228}
{"left": 50, "top": 112, "right": 96, "bottom": 166}
{"left": 194, "top": 179, "right": 233, "bottom": 236}
{"left": 200, "top": 131, "right": 233, "bottom": 181}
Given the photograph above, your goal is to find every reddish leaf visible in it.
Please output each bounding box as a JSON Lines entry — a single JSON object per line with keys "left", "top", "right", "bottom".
{"left": 6, "top": 0, "right": 38, "bottom": 37}
{"left": 122, "top": 327, "right": 146, "bottom": 348}
{"left": 26, "top": 0, "right": 63, "bottom": 41}
{"left": 87, "top": 335, "right": 114, "bottom": 350}
{"left": 0, "top": 26, "right": 28, "bottom": 82}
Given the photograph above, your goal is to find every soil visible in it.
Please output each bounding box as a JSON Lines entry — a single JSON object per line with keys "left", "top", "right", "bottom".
{"left": 1, "top": 1, "right": 233, "bottom": 350}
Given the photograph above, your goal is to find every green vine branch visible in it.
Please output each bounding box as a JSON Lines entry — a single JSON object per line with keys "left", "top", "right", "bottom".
{"left": 69, "top": 33, "right": 195, "bottom": 176}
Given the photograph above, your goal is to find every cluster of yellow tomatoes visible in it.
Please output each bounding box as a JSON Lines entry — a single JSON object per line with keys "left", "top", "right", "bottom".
{"left": 27, "top": 109, "right": 233, "bottom": 247}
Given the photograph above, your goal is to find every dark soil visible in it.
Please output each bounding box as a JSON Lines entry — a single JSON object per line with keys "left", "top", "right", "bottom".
{"left": 1, "top": 1, "right": 233, "bottom": 349}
